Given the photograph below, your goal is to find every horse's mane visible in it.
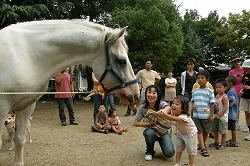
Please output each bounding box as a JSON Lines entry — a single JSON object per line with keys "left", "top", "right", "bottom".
{"left": 3, "top": 19, "right": 128, "bottom": 52}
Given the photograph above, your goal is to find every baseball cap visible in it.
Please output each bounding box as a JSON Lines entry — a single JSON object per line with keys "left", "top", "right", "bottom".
{"left": 230, "top": 56, "right": 242, "bottom": 63}
{"left": 242, "top": 59, "right": 250, "bottom": 68}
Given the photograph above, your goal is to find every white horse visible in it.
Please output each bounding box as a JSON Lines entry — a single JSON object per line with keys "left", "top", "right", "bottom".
{"left": 0, "top": 19, "right": 139, "bottom": 166}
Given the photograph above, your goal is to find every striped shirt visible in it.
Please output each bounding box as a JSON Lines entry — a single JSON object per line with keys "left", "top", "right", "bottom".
{"left": 191, "top": 88, "right": 215, "bottom": 119}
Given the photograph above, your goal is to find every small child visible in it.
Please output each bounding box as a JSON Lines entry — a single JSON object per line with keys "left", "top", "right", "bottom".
{"left": 191, "top": 70, "right": 215, "bottom": 157}
{"left": 209, "top": 78, "right": 229, "bottom": 150}
{"left": 225, "top": 76, "right": 238, "bottom": 147}
{"left": 155, "top": 95, "right": 198, "bottom": 166}
{"left": 91, "top": 104, "right": 110, "bottom": 134}
{"left": 108, "top": 108, "right": 127, "bottom": 135}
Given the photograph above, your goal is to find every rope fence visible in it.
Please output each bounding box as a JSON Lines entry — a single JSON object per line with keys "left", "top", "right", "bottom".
{"left": 0, "top": 91, "right": 92, "bottom": 95}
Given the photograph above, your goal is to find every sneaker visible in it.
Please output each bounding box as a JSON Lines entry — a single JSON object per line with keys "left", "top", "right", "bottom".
{"left": 61, "top": 121, "right": 66, "bottom": 126}
{"left": 244, "top": 134, "right": 250, "bottom": 141}
{"left": 145, "top": 154, "right": 152, "bottom": 161}
{"left": 124, "top": 113, "right": 130, "bottom": 117}
{"left": 174, "top": 163, "right": 181, "bottom": 166}
{"left": 243, "top": 126, "right": 249, "bottom": 133}
{"left": 132, "top": 110, "right": 137, "bottom": 115}
{"left": 70, "top": 121, "right": 78, "bottom": 125}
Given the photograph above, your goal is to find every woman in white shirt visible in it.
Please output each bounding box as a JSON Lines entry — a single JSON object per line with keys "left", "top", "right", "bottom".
{"left": 165, "top": 71, "right": 177, "bottom": 105}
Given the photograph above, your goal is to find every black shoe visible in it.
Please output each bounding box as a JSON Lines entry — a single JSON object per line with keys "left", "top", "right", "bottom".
{"left": 91, "top": 126, "right": 96, "bottom": 132}
{"left": 132, "top": 110, "right": 137, "bottom": 115}
{"left": 124, "top": 113, "right": 130, "bottom": 117}
{"left": 61, "top": 121, "right": 66, "bottom": 126}
{"left": 70, "top": 121, "right": 78, "bottom": 125}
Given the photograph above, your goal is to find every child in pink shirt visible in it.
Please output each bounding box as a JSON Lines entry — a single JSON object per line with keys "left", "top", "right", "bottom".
{"left": 108, "top": 109, "right": 127, "bottom": 135}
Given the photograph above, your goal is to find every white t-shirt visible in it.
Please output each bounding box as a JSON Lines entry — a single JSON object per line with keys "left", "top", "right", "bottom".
{"left": 173, "top": 114, "right": 197, "bottom": 137}
{"left": 165, "top": 77, "right": 177, "bottom": 85}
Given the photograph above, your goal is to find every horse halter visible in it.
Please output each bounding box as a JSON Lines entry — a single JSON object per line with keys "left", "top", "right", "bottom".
{"left": 98, "top": 41, "right": 138, "bottom": 93}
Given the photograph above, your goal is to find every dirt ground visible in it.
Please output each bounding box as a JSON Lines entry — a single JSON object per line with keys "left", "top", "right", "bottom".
{"left": 0, "top": 100, "right": 249, "bottom": 166}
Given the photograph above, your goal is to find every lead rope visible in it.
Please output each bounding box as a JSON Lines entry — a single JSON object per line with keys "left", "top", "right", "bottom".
{"left": 0, "top": 91, "right": 91, "bottom": 95}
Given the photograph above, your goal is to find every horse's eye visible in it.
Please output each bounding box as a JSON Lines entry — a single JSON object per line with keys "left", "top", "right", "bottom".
{"left": 119, "top": 59, "right": 126, "bottom": 65}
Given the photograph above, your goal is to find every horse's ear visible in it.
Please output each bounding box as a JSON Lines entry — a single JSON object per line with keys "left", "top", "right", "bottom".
{"left": 106, "top": 26, "right": 128, "bottom": 44}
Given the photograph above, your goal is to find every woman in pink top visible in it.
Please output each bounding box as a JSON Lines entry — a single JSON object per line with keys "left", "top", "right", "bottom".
{"left": 229, "top": 56, "right": 244, "bottom": 97}
{"left": 229, "top": 56, "right": 244, "bottom": 130}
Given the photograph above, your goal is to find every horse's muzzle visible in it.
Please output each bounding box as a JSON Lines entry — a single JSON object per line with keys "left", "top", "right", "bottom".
{"left": 126, "top": 94, "right": 139, "bottom": 105}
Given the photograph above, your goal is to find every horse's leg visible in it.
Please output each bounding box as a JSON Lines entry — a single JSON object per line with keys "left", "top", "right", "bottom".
{"left": 14, "top": 103, "right": 36, "bottom": 166}
{"left": 0, "top": 101, "right": 11, "bottom": 150}
{"left": 26, "top": 120, "right": 32, "bottom": 143}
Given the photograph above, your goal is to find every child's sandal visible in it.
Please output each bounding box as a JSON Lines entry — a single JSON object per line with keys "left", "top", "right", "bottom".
{"left": 228, "top": 142, "right": 238, "bottom": 147}
{"left": 201, "top": 148, "right": 210, "bottom": 157}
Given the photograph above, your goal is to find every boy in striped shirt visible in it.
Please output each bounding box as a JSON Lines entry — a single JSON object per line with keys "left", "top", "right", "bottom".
{"left": 191, "top": 70, "right": 215, "bottom": 157}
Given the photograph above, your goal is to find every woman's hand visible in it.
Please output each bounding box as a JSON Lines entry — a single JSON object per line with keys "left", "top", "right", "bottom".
{"left": 153, "top": 111, "right": 164, "bottom": 118}
{"left": 149, "top": 118, "right": 157, "bottom": 126}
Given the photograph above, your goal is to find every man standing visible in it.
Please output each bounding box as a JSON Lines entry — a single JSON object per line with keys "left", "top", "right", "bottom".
{"left": 136, "top": 60, "right": 161, "bottom": 105}
{"left": 54, "top": 69, "right": 78, "bottom": 126}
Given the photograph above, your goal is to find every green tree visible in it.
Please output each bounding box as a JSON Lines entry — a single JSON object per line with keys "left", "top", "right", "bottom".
{"left": 212, "top": 10, "right": 250, "bottom": 60}
{"left": 0, "top": 0, "right": 50, "bottom": 28}
{"left": 78, "top": 0, "right": 124, "bottom": 22}
{"left": 195, "top": 11, "right": 226, "bottom": 66}
{"left": 106, "top": 0, "right": 184, "bottom": 73}
{"left": 175, "top": 9, "right": 205, "bottom": 73}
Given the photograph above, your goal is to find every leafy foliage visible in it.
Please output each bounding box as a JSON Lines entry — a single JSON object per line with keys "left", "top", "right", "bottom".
{"left": 212, "top": 10, "right": 250, "bottom": 60}
{"left": 106, "top": 0, "right": 184, "bottom": 73}
{"left": 0, "top": 1, "right": 50, "bottom": 28}
{"left": 0, "top": 0, "right": 249, "bottom": 76}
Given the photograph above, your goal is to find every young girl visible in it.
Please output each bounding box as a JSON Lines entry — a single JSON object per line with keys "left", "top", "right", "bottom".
{"left": 91, "top": 104, "right": 110, "bottom": 134}
{"left": 155, "top": 95, "right": 198, "bottom": 166}
{"left": 108, "top": 109, "right": 127, "bottom": 135}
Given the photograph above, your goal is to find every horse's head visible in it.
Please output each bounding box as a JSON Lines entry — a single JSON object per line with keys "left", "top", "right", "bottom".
{"left": 93, "top": 27, "right": 139, "bottom": 105}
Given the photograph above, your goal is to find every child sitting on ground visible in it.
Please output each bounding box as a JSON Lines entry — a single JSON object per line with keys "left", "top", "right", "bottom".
{"left": 108, "top": 108, "right": 127, "bottom": 135}
{"left": 225, "top": 76, "right": 238, "bottom": 147}
{"left": 154, "top": 95, "right": 198, "bottom": 166}
{"left": 91, "top": 104, "right": 110, "bottom": 134}
{"left": 209, "top": 78, "right": 229, "bottom": 150}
